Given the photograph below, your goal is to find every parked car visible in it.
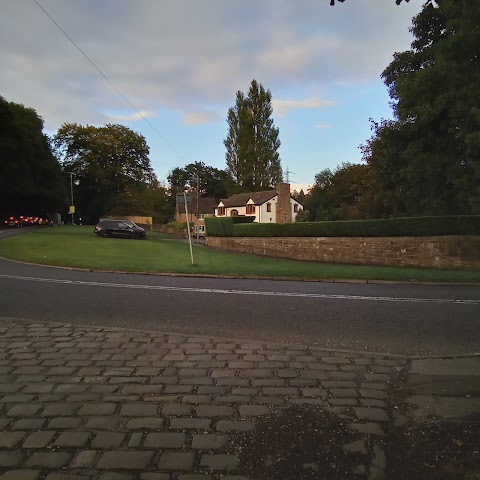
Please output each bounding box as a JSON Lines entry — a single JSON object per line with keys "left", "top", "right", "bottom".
{"left": 94, "top": 219, "right": 146, "bottom": 239}
{"left": 4, "top": 216, "right": 22, "bottom": 228}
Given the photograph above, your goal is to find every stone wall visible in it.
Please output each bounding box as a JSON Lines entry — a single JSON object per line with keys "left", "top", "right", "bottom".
{"left": 206, "top": 235, "right": 480, "bottom": 270}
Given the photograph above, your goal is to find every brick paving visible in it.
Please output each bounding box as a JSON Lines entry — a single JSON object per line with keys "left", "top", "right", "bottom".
{"left": 0, "top": 319, "right": 408, "bottom": 479}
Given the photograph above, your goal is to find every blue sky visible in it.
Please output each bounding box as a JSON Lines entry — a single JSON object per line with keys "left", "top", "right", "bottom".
{"left": 1, "top": 0, "right": 423, "bottom": 192}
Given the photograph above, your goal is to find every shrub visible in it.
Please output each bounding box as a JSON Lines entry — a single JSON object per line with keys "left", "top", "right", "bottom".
{"left": 206, "top": 216, "right": 480, "bottom": 237}
{"left": 204, "top": 216, "right": 255, "bottom": 236}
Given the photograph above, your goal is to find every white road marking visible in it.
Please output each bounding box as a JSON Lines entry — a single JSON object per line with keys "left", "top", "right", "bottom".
{"left": 0, "top": 273, "right": 479, "bottom": 305}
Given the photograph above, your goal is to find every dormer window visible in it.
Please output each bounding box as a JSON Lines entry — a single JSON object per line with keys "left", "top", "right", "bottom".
{"left": 246, "top": 204, "right": 255, "bottom": 214}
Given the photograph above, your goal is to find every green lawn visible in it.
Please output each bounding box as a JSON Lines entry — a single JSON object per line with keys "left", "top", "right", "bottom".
{"left": 0, "top": 225, "right": 479, "bottom": 283}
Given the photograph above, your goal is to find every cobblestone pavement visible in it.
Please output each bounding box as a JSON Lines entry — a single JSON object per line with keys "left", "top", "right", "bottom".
{"left": 0, "top": 319, "right": 408, "bottom": 480}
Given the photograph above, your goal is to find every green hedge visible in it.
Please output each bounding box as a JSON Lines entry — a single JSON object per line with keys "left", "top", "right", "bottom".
{"left": 204, "top": 216, "right": 255, "bottom": 236}
{"left": 205, "top": 216, "right": 480, "bottom": 237}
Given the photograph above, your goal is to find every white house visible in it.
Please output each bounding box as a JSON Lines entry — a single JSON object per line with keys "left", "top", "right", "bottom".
{"left": 214, "top": 183, "right": 303, "bottom": 223}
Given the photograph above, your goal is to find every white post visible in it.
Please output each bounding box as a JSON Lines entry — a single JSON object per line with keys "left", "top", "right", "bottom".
{"left": 184, "top": 192, "right": 195, "bottom": 265}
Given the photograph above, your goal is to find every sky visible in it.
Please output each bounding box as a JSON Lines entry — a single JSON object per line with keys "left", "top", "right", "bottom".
{"left": 0, "top": 0, "right": 423, "bottom": 192}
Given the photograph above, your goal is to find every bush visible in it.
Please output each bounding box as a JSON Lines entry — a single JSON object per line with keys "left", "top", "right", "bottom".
{"left": 204, "top": 216, "right": 255, "bottom": 236}
{"left": 206, "top": 216, "right": 480, "bottom": 237}
{"left": 165, "top": 221, "right": 188, "bottom": 236}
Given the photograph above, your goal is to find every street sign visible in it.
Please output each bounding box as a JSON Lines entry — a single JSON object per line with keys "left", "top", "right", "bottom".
{"left": 69, "top": 206, "right": 75, "bottom": 214}
{"left": 176, "top": 193, "right": 192, "bottom": 204}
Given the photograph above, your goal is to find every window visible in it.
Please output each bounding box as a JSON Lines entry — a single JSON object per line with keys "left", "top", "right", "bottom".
{"left": 198, "top": 225, "right": 205, "bottom": 232}
{"left": 246, "top": 204, "right": 255, "bottom": 214}
{"left": 230, "top": 209, "right": 238, "bottom": 216}
{"left": 266, "top": 203, "right": 271, "bottom": 212}
{"left": 294, "top": 204, "right": 298, "bottom": 213}
{"left": 217, "top": 207, "right": 225, "bottom": 216}
{"left": 198, "top": 214, "right": 205, "bottom": 220}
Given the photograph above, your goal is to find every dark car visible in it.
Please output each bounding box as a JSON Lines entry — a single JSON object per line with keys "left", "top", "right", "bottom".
{"left": 94, "top": 219, "right": 146, "bottom": 239}
{"left": 4, "top": 216, "right": 22, "bottom": 228}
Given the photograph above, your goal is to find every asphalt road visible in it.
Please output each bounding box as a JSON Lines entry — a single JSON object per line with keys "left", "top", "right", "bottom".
{"left": 0, "top": 250, "right": 479, "bottom": 356}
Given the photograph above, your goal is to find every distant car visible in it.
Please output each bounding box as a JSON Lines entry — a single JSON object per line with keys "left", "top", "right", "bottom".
{"left": 94, "top": 219, "right": 146, "bottom": 239}
{"left": 4, "top": 216, "right": 22, "bottom": 228}
{"left": 19, "top": 216, "right": 32, "bottom": 226}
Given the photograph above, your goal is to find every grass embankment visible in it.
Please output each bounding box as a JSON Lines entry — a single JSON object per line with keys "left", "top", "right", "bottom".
{"left": 0, "top": 225, "right": 479, "bottom": 283}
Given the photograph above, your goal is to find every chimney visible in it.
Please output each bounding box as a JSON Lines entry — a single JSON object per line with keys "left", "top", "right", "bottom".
{"left": 275, "top": 183, "right": 291, "bottom": 223}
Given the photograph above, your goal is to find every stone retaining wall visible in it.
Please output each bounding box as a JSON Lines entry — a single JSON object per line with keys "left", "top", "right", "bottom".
{"left": 206, "top": 235, "right": 480, "bottom": 270}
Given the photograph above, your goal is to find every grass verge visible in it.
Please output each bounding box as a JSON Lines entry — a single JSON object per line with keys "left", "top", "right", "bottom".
{"left": 0, "top": 225, "right": 479, "bottom": 283}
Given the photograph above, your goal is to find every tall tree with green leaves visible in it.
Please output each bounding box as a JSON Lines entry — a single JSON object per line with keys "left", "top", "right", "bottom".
{"left": 0, "top": 96, "right": 65, "bottom": 216}
{"left": 224, "top": 80, "right": 283, "bottom": 192}
{"left": 362, "top": 0, "right": 480, "bottom": 215}
{"left": 167, "top": 161, "right": 228, "bottom": 200}
{"left": 53, "top": 123, "right": 155, "bottom": 220}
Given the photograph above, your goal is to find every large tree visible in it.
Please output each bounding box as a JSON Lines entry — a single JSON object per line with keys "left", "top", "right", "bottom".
{"left": 53, "top": 123, "right": 155, "bottom": 221}
{"left": 224, "top": 80, "right": 283, "bottom": 192}
{"left": 362, "top": 0, "right": 480, "bottom": 215}
{"left": 108, "top": 181, "right": 173, "bottom": 224}
{"left": 304, "top": 163, "right": 375, "bottom": 221}
{"left": 167, "top": 161, "right": 228, "bottom": 200}
{"left": 0, "top": 96, "right": 65, "bottom": 216}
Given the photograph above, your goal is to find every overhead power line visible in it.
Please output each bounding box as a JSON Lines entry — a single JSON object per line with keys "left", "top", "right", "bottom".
{"left": 32, "top": 0, "right": 185, "bottom": 161}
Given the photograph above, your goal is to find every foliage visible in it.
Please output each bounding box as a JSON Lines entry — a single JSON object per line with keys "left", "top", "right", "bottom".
{"left": 108, "top": 182, "right": 173, "bottom": 224}
{"left": 303, "top": 163, "right": 380, "bottom": 221}
{"left": 165, "top": 221, "right": 188, "bottom": 236}
{"left": 0, "top": 96, "right": 66, "bottom": 215}
{"left": 206, "top": 215, "right": 480, "bottom": 237}
{"left": 294, "top": 208, "right": 310, "bottom": 222}
{"left": 167, "top": 161, "right": 228, "bottom": 200}
{"left": 53, "top": 123, "right": 155, "bottom": 222}
{"left": 224, "top": 79, "right": 283, "bottom": 192}
{"left": 361, "top": 0, "right": 480, "bottom": 215}
{"left": 204, "top": 216, "right": 255, "bottom": 236}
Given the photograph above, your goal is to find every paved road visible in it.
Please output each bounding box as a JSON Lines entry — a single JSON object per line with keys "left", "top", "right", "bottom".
{"left": 0, "top": 318, "right": 402, "bottom": 480}
{"left": 0, "top": 257, "right": 479, "bottom": 356}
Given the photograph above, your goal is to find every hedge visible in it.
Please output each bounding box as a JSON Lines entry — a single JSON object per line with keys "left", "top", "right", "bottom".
{"left": 204, "top": 216, "right": 255, "bottom": 236}
{"left": 205, "top": 215, "right": 480, "bottom": 237}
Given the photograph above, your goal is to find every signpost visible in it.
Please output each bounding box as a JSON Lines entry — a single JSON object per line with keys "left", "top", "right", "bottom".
{"left": 176, "top": 192, "right": 194, "bottom": 265}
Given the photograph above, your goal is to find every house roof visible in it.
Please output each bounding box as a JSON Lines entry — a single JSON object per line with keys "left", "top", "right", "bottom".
{"left": 220, "top": 190, "right": 277, "bottom": 208}
{"left": 177, "top": 195, "right": 218, "bottom": 215}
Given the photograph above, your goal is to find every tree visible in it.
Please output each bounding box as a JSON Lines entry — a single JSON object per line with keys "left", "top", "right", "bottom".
{"left": 362, "top": 0, "right": 480, "bottom": 215}
{"left": 167, "top": 161, "right": 228, "bottom": 200}
{"left": 303, "top": 163, "right": 374, "bottom": 220}
{"left": 108, "top": 182, "right": 173, "bottom": 224}
{"left": 224, "top": 79, "right": 283, "bottom": 192}
{"left": 0, "top": 96, "right": 65, "bottom": 216}
{"left": 53, "top": 123, "right": 156, "bottom": 221}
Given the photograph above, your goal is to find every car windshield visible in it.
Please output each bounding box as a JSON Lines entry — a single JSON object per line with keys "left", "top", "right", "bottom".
{"left": 123, "top": 221, "right": 137, "bottom": 227}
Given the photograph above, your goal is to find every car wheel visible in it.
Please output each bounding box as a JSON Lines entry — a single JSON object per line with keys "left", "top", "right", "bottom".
{"left": 101, "top": 230, "right": 110, "bottom": 238}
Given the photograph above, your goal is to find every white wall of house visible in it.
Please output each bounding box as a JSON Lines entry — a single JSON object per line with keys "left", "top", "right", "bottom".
{"left": 257, "top": 197, "right": 277, "bottom": 223}
{"left": 214, "top": 196, "right": 302, "bottom": 223}
{"left": 291, "top": 197, "right": 302, "bottom": 222}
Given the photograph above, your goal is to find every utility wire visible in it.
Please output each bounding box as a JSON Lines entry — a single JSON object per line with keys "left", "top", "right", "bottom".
{"left": 33, "top": 0, "right": 185, "bottom": 161}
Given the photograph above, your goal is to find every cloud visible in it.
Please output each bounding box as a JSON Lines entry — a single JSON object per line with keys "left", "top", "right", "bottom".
{"left": 315, "top": 124, "right": 332, "bottom": 129}
{"left": 0, "top": 0, "right": 422, "bottom": 132}
{"left": 106, "top": 110, "right": 154, "bottom": 122}
{"left": 290, "top": 183, "right": 312, "bottom": 194}
{"left": 183, "top": 111, "right": 222, "bottom": 125}
{"left": 273, "top": 98, "right": 335, "bottom": 117}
